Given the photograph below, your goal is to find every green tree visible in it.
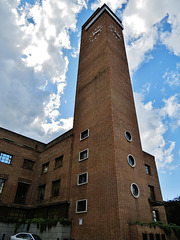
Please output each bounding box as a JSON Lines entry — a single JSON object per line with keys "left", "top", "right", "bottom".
{"left": 165, "top": 196, "right": 180, "bottom": 226}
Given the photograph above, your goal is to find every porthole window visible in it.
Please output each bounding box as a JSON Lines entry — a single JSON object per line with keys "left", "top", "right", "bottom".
{"left": 125, "top": 131, "right": 132, "bottom": 142}
{"left": 130, "top": 183, "right": 140, "bottom": 198}
{"left": 127, "top": 154, "right": 136, "bottom": 167}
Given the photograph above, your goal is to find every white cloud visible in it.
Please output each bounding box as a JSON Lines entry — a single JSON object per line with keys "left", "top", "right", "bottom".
{"left": 134, "top": 92, "right": 178, "bottom": 169}
{"left": 120, "top": 0, "right": 180, "bottom": 73}
{"left": 91, "top": 0, "right": 127, "bottom": 12}
{"left": 163, "top": 63, "right": 180, "bottom": 87}
{"left": 161, "top": 94, "right": 180, "bottom": 130}
{"left": 0, "top": 0, "right": 87, "bottom": 142}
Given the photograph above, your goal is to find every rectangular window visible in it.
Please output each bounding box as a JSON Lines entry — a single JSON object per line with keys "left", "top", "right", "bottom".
{"left": 161, "top": 234, "right": 166, "bottom": 240}
{"left": 152, "top": 209, "right": 159, "bottom": 222}
{"left": 0, "top": 178, "right": 5, "bottom": 196}
{"left": 76, "top": 199, "right": 87, "bottom": 213}
{"left": 55, "top": 155, "right": 63, "bottom": 168}
{"left": 149, "top": 233, "right": 154, "bottom": 240}
{"left": 149, "top": 185, "right": 155, "bottom": 201}
{"left": 79, "top": 149, "right": 88, "bottom": 161}
{"left": 23, "top": 159, "right": 34, "bottom": 170}
{"left": 0, "top": 152, "right": 12, "bottom": 164}
{"left": 145, "top": 164, "right": 151, "bottom": 175}
{"left": 38, "top": 185, "right": 46, "bottom": 200}
{"left": 38, "top": 184, "right": 46, "bottom": 200}
{"left": 52, "top": 180, "right": 60, "bottom": 197}
{"left": 142, "top": 233, "right": 147, "bottom": 240}
{"left": 155, "top": 234, "right": 160, "bottom": 240}
{"left": 14, "top": 182, "right": 29, "bottom": 204}
{"left": 78, "top": 172, "right": 88, "bottom": 185}
{"left": 42, "top": 162, "right": 49, "bottom": 174}
{"left": 80, "top": 129, "right": 89, "bottom": 141}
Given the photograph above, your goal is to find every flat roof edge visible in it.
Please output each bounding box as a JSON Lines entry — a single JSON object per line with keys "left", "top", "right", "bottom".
{"left": 83, "top": 4, "right": 123, "bottom": 30}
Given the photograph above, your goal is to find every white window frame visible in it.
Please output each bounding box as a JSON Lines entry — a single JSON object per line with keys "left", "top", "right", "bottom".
{"left": 125, "top": 130, "right": 132, "bottom": 142}
{"left": 76, "top": 199, "right": 87, "bottom": 213}
{"left": 77, "top": 172, "right": 88, "bottom": 186}
{"left": 80, "top": 129, "right": 89, "bottom": 141}
{"left": 79, "top": 149, "right": 89, "bottom": 161}
{"left": 130, "top": 183, "right": 140, "bottom": 198}
{"left": 127, "top": 154, "right": 136, "bottom": 167}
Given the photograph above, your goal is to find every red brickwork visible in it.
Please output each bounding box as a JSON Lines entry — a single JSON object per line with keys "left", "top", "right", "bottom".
{"left": 0, "top": 4, "right": 169, "bottom": 240}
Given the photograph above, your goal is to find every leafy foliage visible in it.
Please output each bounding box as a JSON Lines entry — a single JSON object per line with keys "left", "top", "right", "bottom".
{"left": 129, "top": 221, "right": 180, "bottom": 238}
{"left": 165, "top": 196, "right": 180, "bottom": 226}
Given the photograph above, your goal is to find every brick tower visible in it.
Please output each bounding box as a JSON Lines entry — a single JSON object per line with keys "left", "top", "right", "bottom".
{"left": 69, "top": 4, "right": 167, "bottom": 240}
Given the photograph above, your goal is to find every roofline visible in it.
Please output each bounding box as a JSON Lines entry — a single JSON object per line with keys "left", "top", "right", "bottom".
{"left": 83, "top": 4, "right": 123, "bottom": 30}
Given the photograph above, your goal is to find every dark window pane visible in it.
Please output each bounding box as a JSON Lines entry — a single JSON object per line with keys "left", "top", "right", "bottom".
{"left": 79, "top": 149, "right": 88, "bottom": 161}
{"left": 14, "top": 182, "right": 29, "bottom": 204}
{"left": 80, "top": 129, "right": 89, "bottom": 140}
{"left": 77, "top": 200, "right": 87, "bottom": 212}
{"left": 42, "top": 162, "right": 49, "bottom": 174}
{"left": 38, "top": 185, "right": 46, "bottom": 200}
{"left": 161, "top": 234, "right": 166, "bottom": 240}
{"left": 79, "top": 173, "right": 87, "bottom": 184}
{"left": 142, "top": 233, "right": 147, "bottom": 240}
{"left": 23, "top": 159, "right": 34, "bottom": 170}
{"left": 155, "top": 234, "right": 160, "bottom": 240}
{"left": 52, "top": 180, "right": 60, "bottom": 197}
{"left": 149, "top": 233, "right": 154, "bottom": 240}
{"left": 128, "top": 155, "right": 135, "bottom": 167}
{"left": 55, "top": 155, "right": 63, "bottom": 168}
{"left": 125, "top": 131, "right": 132, "bottom": 142}
{"left": 149, "top": 185, "right": 155, "bottom": 201}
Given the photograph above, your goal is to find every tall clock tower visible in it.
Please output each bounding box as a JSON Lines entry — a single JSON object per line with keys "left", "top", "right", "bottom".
{"left": 69, "top": 4, "right": 167, "bottom": 240}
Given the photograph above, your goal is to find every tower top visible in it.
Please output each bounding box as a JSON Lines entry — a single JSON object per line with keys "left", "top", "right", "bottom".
{"left": 82, "top": 4, "right": 124, "bottom": 30}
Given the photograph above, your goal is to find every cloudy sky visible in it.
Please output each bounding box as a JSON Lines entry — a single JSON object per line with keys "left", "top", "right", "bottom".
{"left": 0, "top": 0, "right": 180, "bottom": 200}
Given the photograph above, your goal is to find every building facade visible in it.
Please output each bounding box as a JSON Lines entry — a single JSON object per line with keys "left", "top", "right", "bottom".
{"left": 0, "top": 4, "right": 171, "bottom": 240}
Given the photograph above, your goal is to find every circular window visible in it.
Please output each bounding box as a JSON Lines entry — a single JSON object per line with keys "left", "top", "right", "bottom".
{"left": 127, "top": 154, "right": 136, "bottom": 167}
{"left": 125, "top": 131, "right": 132, "bottom": 142}
{"left": 131, "top": 183, "right": 140, "bottom": 198}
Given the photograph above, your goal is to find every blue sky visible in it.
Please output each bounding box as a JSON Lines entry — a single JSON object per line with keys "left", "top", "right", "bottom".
{"left": 0, "top": 0, "right": 180, "bottom": 201}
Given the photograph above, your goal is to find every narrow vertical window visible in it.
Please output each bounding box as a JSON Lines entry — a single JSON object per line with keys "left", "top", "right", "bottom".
{"left": 0, "top": 178, "right": 5, "bottom": 196}
{"left": 148, "top": 185, "right": 155, "bottom": 201}
{"left": 80, "top": 129, "right": 89, "bottom": 141}
{"left": 145, "top": 164, "right": 151, "bottom": 175}
{"left": 14, "top": 182, "right": 29, "bottom": 204}
{"left": 38, "top": 185, "right": 46, "bottom": 200}
{"left": 142, "top": 233, "right": 147, "bottom": 240}
{"left": 155, "top": 234, "right": 160, "bottom": 240}
{"left": 52, "top": 180, "right": 60, "bottom": 197}
{"left": 161, "top": 234, "right": 166, "bottom": 240}
{"left": 149, "top": 234, "right": 154, "bottom": 240}
{"left": 42, "top": 162, "right": 49, "bottom": 174}
{"left": 152, "top": 209, "right": 159, "bottom": 222}
{"left": 79, "top": 149, "right": 88, "bottom": 161}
